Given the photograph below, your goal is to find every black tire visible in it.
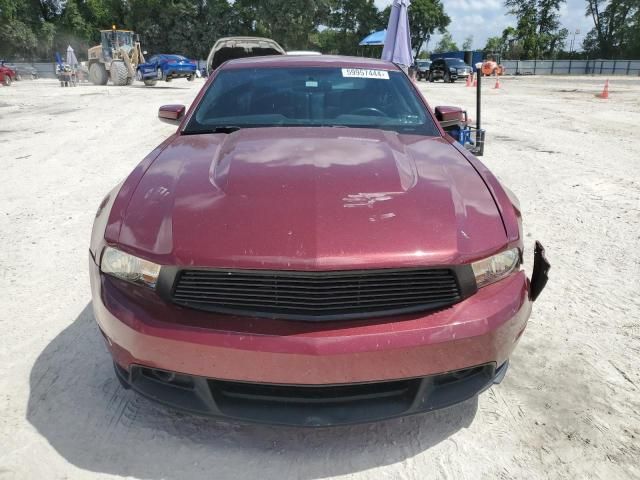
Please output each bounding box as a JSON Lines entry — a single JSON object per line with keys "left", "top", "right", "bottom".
{"left": 3, "top": 76, "right": 12, "bottom": 86}
{"left": 428, "top": 72, "right": 434, "bottom": 82}
{"left": 187, "top": 74, "right": 195, "bottom": 82}
{"left": 110, "top": 61, "right": 129, "bottom": 86}
{"left": 143, "top": 79, "right": 157, "bottom": 87}
{"left": 89, "top": 63, "right": 108, "bottom": 85}
{"left": 444, "top": 72, "right": 451, "bottom": 83}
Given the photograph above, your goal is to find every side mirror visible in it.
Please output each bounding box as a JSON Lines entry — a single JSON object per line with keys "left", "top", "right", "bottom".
{"left": 434, "top": 106, "right": 466, "bottom": 128}
{"left": 143, "top": 50, "right": 148, "bottom": 55}
{"left": 158, "top": 104, "right": 185, "bottom": 124}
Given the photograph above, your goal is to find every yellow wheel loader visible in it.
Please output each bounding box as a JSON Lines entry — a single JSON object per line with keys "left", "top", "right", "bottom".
{"left": 87, "top": 27, "right": 146, "bottom": 86}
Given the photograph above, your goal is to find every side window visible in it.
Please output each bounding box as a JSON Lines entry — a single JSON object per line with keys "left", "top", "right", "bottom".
{"left": 148, "top": 56, "right": 157, "bottom": 64}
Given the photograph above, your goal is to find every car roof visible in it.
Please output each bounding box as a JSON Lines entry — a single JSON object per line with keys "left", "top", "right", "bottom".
{"left": 221, "top": 55, "right": 401, "bottom": 71}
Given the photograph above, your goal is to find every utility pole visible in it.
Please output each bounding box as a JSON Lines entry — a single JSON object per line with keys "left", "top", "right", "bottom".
{"left": 569, "top": 29, "right": 580, "bottom": 58}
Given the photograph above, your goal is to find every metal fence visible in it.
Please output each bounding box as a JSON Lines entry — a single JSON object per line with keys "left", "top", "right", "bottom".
{"left": 10, "top": 59, "right": 640, "bottom": 79}
{"left": 8, "top": 62, "right": 58, "bottom": 79}
{"left": 502, "top": 59, "right": 640, "bottom": 75}
{"left": 11, "top": 61, "right": 209, "bottom": 79}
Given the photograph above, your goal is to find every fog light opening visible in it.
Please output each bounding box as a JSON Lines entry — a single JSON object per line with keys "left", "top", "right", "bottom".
{"left": 150, "top": 369, "right": 176, "bottom": 383}
{"left": 140, "top": 367, "right": 194, "bottom": 389}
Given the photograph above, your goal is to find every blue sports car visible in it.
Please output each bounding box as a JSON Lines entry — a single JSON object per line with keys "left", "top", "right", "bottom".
{"left": 136, "top": 54, "right": 197, "bottom": 86}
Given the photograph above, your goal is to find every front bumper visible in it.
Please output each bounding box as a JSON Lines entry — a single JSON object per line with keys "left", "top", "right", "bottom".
{"left": 114, "top": 360, "right": 509, "bottom": 426}
{"left": 452, "top": 71, "right": 471, "bottom": 79}
{"left": 90, "top": 251, "right": 545, "bottom": 424}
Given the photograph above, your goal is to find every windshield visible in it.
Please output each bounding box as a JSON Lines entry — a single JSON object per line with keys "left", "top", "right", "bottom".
{"left": 162, "top": 55, "right": 188, "bottom": 62}
{"left": 185, "top": 67, "right": 439, "bottom": 136}
{"left": 447, "top": 58, "right": 467, "bottom": 66}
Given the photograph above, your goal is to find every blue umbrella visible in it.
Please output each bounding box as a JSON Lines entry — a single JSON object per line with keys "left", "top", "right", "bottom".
{"left": 359, "top": 30, "right": 386, "bottom": 46}
{"left": 381, "top": 0, "right": 412, "bottom": 68}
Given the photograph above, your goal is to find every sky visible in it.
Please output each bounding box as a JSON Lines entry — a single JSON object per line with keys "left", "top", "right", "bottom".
{"left": 374, "top": 0, "right": 594, "bottom": 51}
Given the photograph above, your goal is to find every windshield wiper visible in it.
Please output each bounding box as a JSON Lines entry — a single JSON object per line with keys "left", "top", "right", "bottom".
{"left": 182, "top": 126, "right": 243, "bottom": 135}
{"left": 208, "top": 126, "right": 242, "bottom": 134}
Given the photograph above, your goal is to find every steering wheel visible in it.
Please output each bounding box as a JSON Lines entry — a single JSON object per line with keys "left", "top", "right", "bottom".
{"left": 349, "top": 107, "right": 388, "bottom": 117}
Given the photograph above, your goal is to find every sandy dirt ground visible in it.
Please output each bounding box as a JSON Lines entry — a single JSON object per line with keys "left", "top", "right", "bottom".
{"left": 0, "top": 75, "right": 639, "bottom": 480}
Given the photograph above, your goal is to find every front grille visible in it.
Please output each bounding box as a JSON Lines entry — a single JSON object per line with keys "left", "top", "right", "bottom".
{"left": 210, "top": 377, "right": 420, "bottom": 425}
{"left": 171, "top": 268, "right": 463, "bottom": 320}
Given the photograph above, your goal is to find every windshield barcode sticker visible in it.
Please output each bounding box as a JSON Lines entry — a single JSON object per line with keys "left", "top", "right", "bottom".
{"left": 341, "top": 68, "right": 389, "bottom": 80}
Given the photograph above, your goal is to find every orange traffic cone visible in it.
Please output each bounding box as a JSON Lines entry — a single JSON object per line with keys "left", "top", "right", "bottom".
{"left": 494, "top": 78, "right": 501, "bottom": 89}
{"left": 597, "top": 79, "right": 609, "bottom": 99}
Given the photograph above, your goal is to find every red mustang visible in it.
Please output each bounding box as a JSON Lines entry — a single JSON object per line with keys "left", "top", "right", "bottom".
{"left": 90, "top": 55, "right": 549, "bottom": 426}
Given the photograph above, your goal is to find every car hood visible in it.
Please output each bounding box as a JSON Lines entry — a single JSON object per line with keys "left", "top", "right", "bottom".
{"left": 206, "top": 37, "right": 285, "bottom": 73}
{"left": 118, "top": 128, "right": 506, "bottom": 269}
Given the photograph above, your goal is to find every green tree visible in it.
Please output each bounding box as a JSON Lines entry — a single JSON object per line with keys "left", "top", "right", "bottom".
{"left": 321, "top": 0, "right": 385, "bottom": 55}
{"left": 407, "top": 0, "right": 450, "bottom": 59}
{"left": 234, "top": 0, "right": 329, "bottom": 50}
{"left": 433, "top": 31, "right": 458, "bottom": 52}
{"left": 484, "top": 36, "right": 505, "bottom": 53}
{"left": 504, "top": 0, "right": 568, "bottom": 58}
{"left": 583, "top": 0, "right": 640, "bottom": 58}
{"left": 0, "top": 20, "right": 38, "bottom": 58}
{"left": 462, "top": 35, "right": 473, "bottom": 50}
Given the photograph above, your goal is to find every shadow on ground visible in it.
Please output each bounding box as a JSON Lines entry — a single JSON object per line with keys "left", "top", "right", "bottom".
{"left": 27, "top": 303, "right": 477, "bottom": 480}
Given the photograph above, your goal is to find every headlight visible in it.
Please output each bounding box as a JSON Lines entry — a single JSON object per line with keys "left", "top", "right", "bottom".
{"left": 100, "top": 246, "right": 161, "bottom": 288}
{"left": 471, "top": 248, "right": 521, "bottom": 288}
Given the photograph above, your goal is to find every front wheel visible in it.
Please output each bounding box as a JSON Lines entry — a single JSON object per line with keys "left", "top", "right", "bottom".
{"left": 89, "top": 63, "right": 108, "bottom": 85}
{"left": 187, "top": 74, "right": 195, "bottom": 82}
{"left": 143, "top": 79, "right": 157, "bottom": 87}
{"left": 428, "top": 72, "right": 434, "bottom": 82}
{"left": 3, "top": 76, "right": 12, "bottom": 86}
{"left": 110, "top": 60, "right": 129, "bottom": 86}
